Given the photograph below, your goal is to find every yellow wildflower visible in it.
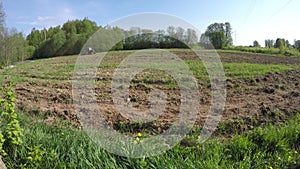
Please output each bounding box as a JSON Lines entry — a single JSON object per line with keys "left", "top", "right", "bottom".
{"left": 133, "top": 140, "right": 138, "bottom": 144}
{"left": 137, "top": 133, "right": 142, "bottom": 137}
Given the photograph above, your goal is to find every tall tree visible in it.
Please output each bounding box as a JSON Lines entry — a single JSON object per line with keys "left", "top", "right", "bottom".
{"left": 0, "top": 2, "right": 4, "bottom": 27}
{"left": 35, "top": 29, "right": 66, "bottom": 58}
{"left": 175, "top": 27, "right": 185, "bottom": 42}
{"left": 253, "top": 40, "right": 260, "bottom": 47}
{"left": 199, "top": 34, "right": 212, "bottom": 49}
{"left": 0, "top": 3, "right": 29, "bottom": 66}
{"left": 166, "top": 26, "right": 175, "bottom": 37}
{"left": 0, "top": 28, "right": 28, "bottom": 65}
{"left": 186, "top": 28, "right": 198, "bottom": 46}
{"left": 0, "top": 2, "right": 5, "bottom": 66}
{"left": 26, "top": 28, "right": 42, "bottom": 47}
{"left": 62, "top": 20, "right": 77, "bottom": 39}
{"left": 224, "top": 22, "right": 233, "bottom": 46}
{"left": 274, "top": 38, "right": 285, "bottom": 48}
{"left": 274, "top": 38, "right": 287, "bottom": 53}
{"left": 285, "top": 40, "right": 290, "bottom": 49}
{"left": 294, "top": 40, "right": 300, "bottom": 51}
{"left": 265, "top": 39, "right": 274, "bottom": 48}
{"left": 200, "top": 22, "right": 232, "bottom": 49}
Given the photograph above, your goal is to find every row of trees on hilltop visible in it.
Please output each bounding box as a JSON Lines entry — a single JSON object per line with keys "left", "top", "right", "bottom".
{"left": 120, "top": 26, "right": 198, "bottom": 50}
{"left": 27, "top": 23, "right": 200, "bottom": 58}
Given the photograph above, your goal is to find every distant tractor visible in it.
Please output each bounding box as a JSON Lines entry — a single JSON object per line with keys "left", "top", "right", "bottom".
{"left": 82, "top": 47, "right": 96, "bottom": 55}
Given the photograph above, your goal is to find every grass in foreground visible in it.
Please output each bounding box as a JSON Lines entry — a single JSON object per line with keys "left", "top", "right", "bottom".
{"left": 1, "top": 110, "right": 300, "bottom": 169}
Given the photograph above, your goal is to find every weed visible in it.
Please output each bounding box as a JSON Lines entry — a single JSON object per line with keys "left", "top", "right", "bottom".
{"left": 0, "top": 83, "right": 23, "bottom": 159}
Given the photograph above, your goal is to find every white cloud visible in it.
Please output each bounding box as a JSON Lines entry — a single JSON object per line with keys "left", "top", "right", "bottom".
{"left": 37, "top": 16, "right": 55, "bottom": 21}
{"left": 17, "top": 7, "right": 77, "bottom": 31}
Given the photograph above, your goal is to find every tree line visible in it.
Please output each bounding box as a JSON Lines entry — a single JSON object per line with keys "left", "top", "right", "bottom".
{"left": 1, "top": 0, "right": 300, "bottom": 67}
{"left": 27, "top": 22, "right": 199, "bottom": 58}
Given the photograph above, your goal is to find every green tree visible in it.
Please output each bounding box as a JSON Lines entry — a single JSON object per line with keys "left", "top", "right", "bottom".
{"left": 200, "top": 22, "right": 232, "bottom": 49}
{"left": 294, "top": 40, "right": 300, "bottom": 51}
{"left": 265, "top": 39, "right": 274, "bottom": 48}
{"left": 274, "top": 38, "right": 287, "bottom": 53}
{"left": 225, "top": 22, "right": 233, "bottom": 46}
{"left": 85, "top": 26, "right": 123, "bottom": 52}
{"left": 62, "top": 21, "right": 77, "bottom": 39}
{"left": 46, "top": 26, "right": 60, "bottom": 40}
{"left": 0, "top": 3, "right": 30, "bottom": 66}
{"left": 0, "top": 28, "right": 29, "bottom": 66}
{"left": 285, "top": 40, "right": 290, "bottom": 49}
{"left": 185, "top": 28, "right": 198, "bottom": 46}
{"left": 154, "top": 29, "right": 165, "bottom": 47}
{"left": 210, "top": 30, "right": 226, "bottom": 49}
{"left": 36, "top": 30, "right": 66, "bottom": 58}
{"left": 76, "top": 18, "right": 98, "bottom": 36}
{"left": 26, "top": 28, "right": 42, "bottom": 47}
{"left": 166, "top": 26, "right": 175, "bottom": 37}
{"left": 175, "top": 27, "right": 185, "bottom": 42}
{"left": 253, "top": 40, "right": 260, "bottom": 47}
{"left": 199, "top": 34, "right": 212, "bottom": 49}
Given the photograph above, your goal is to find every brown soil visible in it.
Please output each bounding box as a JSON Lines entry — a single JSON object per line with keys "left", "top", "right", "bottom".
{"left": 13, "top": 51, "right": 300, "bottom": 134}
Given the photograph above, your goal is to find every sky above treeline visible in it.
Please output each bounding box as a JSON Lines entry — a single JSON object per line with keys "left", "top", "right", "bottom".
{"left": 2, "top": 0, "right": 299, "bottom": 46}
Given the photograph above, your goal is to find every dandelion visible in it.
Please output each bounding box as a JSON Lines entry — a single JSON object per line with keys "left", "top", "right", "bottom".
{"left": 61, "top": 132, "right": 64, "bottom": 136}
{"left": 133, "top": 133, "right": 144, "bottom": 144}
{"left": 269, "top": 166, "right": 273, "bottom": 169}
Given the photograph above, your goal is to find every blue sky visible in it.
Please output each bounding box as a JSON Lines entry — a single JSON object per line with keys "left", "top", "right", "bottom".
{"left": 2, "top": 0, "right": 300, "bottom": 46}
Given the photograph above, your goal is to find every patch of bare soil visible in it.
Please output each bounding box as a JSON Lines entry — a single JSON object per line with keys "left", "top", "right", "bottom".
{"left": 16, "top": 82, "right": 79, "bottom": 127}
{"left": 15, "top": 68, "right": 300, "bottom": 135}
{"left": 218, "top": 69, "right": 300, "bottom": 134}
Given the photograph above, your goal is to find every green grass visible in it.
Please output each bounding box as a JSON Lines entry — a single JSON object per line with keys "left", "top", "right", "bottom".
{"left": 185, "top": 60, "right": 295, "bottom": 81}
{"left": 223, "top": 62, "right": 295, "bottom": 79}
{"left": 1, "top": 111, "right": 300, "bottom": 168}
